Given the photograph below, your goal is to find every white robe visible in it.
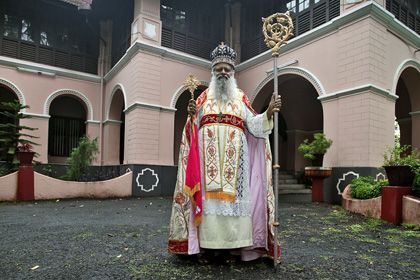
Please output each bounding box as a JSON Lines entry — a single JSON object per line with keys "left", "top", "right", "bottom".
{"left": 197, "top": 89, "right": 273, "bottom": 249}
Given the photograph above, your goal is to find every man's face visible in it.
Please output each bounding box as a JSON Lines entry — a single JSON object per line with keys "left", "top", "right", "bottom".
{"left": 213, "top": 63, "right": 233, "bottom": 81}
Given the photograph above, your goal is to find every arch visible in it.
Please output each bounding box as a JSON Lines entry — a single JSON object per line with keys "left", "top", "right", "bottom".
{"left": 0, "top": 78, "right": 26, "bottom": 110}
{"left": 44, "top": 89, "right": 94, "bottom": 121}
{"left": 106, "top": 84, "right": 127, "bottom": 120}
{"left": 252, "top": 72, "right": 323, "bottom": 173}
{"left": 170, "top": 80, "right": 209, "bottom": 108}
{"left": 249, "top": 67, "right": 326, "bottom": 103}
{"left": 392, "top": 59, "right": 420, "bottom": 95}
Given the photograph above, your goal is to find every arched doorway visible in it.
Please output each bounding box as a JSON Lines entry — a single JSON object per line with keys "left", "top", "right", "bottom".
{"left": 173, "top": 85, "right": 207, "bottom": 165}
{"left": 395, "top": 66, "right": 420, "bottom": 149}
{"left": 252, "top": 74, "right": 323, "bottom": 174}
{"left": 0, "top": 85, "right": 19, "bottom": 162}
{"left": 48, "top": 95, "right": 87, "bottom": 163}
{"left": 106, "top": 89, "right": 125, "bottom": 164}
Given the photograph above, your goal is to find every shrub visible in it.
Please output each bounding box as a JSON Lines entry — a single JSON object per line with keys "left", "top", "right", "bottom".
{"left": 383, "top": 144, "right": 420, "bottom": 167}
{"left": 350, "top": 176, "right": 388, "bottom": 200}
{"left": 298, "top": 133, "right": 332, "bottom": 160}
{"left": 63, "top": 136, "right": 99, "bottom": 181}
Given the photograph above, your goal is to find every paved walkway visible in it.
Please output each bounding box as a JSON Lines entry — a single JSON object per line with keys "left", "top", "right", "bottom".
{"left": 1, "top": 197, "right": 419, "bottom": 279}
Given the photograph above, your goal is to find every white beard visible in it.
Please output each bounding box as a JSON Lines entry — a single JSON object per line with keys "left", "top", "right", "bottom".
{"left": 208, "top": 73, "right": 238, "bottom": 105}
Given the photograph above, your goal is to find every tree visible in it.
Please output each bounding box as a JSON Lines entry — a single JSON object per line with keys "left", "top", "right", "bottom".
{"left": 0, "top": 100, "right": 38, "bottom": 173}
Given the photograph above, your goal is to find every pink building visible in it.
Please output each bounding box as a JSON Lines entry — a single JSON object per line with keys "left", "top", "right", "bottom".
{"left": 0, "top": 0, "right": 419, "bottom": 202}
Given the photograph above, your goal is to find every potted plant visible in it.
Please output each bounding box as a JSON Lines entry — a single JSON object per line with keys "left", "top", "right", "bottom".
{"left": 0, "top": 100, "right": 39, "bottom": 171}
{"left": 298, "top": 133, "right": 333, "bottom": 167}
{"left": 383, "top": 144, "right": 420, "bottom": 186}
{"left": 16, "top": 143, "right": 36, "bottom": 165}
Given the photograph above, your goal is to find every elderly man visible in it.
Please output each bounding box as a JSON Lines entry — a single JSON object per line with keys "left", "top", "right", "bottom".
{"left": 168, "top": 43, "right": 281, "bottom": 262}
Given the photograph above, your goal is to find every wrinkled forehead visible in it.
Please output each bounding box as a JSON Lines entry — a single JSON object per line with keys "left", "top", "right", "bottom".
{"left": 212, "top": 62, "right": 234, "bottom": 72}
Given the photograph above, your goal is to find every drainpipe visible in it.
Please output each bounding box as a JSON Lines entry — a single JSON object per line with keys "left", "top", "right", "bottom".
{"left": 99, "top": 75, "right": 104, "bottom": 165}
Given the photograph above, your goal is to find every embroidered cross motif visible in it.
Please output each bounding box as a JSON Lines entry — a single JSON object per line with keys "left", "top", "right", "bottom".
{"left": 208, "top": 165, "right": 217, "bottom": 178}
{"left": 225, "top": 167, "right": 234, "bottom": 181}
{"left": 217, "top": 112, "right": 224, "bottom": 122}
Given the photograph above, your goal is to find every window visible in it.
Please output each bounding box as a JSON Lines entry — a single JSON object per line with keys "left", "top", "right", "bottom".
{"left": 3, "top": 14, "right": 19, "bottom": 38}
{"left": 287, "top": 0, "right": 297, "bottom": 12}
{"left": 20, "top": 19, "right": 34, "bottom": 42}
{"left": 48, "top": 117, "right": 86, "bottom": 157}
{"left": 298, "top": 0, "right": 310, "bottom": 12}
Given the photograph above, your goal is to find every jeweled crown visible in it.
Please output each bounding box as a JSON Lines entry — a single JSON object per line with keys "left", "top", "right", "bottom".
{"left": 210, "top": 42, "right": 237, "bottom": 69}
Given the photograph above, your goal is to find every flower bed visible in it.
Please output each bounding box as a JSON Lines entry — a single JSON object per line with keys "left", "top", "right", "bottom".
{"left": 342, "top": 185, "right": 381, "bottom": 218}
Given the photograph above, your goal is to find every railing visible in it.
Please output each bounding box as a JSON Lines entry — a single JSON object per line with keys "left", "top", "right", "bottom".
{"left": 0, "top": 37, "right": 98, "bottom": 74}
{"left": 241, "top": 0, "right": 340, "bottom": 61}
{"left": 386, "top": 0, "right": 420, "bottom": 34}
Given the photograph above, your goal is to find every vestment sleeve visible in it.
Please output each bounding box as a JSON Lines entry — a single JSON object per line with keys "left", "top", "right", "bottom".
{"left": 244, "top": 105, "right": 273, "bottom": 138}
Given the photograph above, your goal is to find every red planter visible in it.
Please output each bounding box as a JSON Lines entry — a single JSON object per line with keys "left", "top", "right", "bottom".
{"left": 16, "top": 151, "right": 35, "bottom": 201}
{"left": 17, "top": 151, "right": 35, "bottom": 165}
{"left": 305, "top": 167, "right": 332, "bottom": 203}
{"left": 381, "top": 186, "right": 412, "bottom": 225}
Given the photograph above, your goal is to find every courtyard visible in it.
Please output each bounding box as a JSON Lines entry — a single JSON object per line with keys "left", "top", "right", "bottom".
{"left": 1, "top": 197, "right": 419, "bottom": 279}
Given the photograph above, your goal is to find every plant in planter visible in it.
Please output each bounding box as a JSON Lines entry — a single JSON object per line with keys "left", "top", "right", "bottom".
{"left": 298, "top": 133, "right": 333, "bottom": 167}
{"left": 350, "top": 176, "right": 388, "bottom": 200}
{"left": 0, "top": 100, "right": 38, "bottom": 172}
{"left": 383, "top": 144, "right": 420, "bottom": 187}
{"left": 16, "top": 143, "right": 36, "bottom": 165}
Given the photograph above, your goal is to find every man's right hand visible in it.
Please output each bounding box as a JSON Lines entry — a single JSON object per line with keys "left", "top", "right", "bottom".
{"left": 188, "top": 99, "right": 197, "bottom": 117}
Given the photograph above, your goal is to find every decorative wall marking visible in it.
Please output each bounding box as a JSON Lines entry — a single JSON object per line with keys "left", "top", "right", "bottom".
{"left": 336, "top": 171, "right": 359, "bottom": 195}
{"left": 375, "top": 172, "right": 386, "bottom": 181}
{"left": 144, "top": 22, "right": 157, "bottom": 39}
{"left": 136, "top": 168, "right": 159, "bottom": 192}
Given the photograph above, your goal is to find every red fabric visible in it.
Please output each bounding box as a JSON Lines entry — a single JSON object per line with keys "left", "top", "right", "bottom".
{"left": 184, "top": 120, "right": 202, "bottom": 226}
{"left": 200, "top": 114, "right": 245, "bottom": 131}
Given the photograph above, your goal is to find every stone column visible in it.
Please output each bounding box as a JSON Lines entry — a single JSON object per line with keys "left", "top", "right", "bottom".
{"left": 124, "top": 104, "right": 175, "bottom": 165}
{"left": 131, "top": 0, "right": 161, "bottom": 45}
{"left": 21, "top": 115, "right": 49, "bottom": 163}
{"left": 321, "top": 90, "right": 395, "bottom": 168}
{"left": 410, "top": 112, "right": 420, "bottom": 150}
{"left": 103, "top": 120, "right": 122, "bottom": 165}
{"left": 86, "top": 121, "right": 101, "bottom": 165}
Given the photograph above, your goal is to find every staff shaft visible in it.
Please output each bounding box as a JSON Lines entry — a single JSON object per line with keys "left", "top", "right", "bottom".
{"left": 272, "top": 55, "right": 279, "bottom": 267}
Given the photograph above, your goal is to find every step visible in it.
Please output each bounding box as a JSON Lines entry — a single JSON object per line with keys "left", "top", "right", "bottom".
{"left": 278, "top": 174, "right": 295, "bottom": 180}
{"left": 278, "top": 188, "right": 311, "bottom": 195}
{"left": 278, "top": 184, "right": 307, "bottom": 190}
{"left": 278, "top": 179, "right": 298, "bottom": 184}
{"left": 278, "top": 192, "right": 312, "bottom": 203}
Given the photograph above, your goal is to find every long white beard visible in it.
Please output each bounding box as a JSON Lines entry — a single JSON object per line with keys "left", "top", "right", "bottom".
{"left": 208, "top": 73, "right": 238, "bottom": 105}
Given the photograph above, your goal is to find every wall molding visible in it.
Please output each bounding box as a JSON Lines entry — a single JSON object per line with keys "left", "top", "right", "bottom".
{"left": 0, "top": 55, "right": 101, "bottom": 83}
{"left": 0, "top": 77, "right": 26, "bottom": 110}
{"left": 170, "top": 80, "right": 209, "bottom": 108}
{"left": 106, "top": 83, "right": 127, "bottom": 120}
{"left": 392, "top": 59, "right": 420, "bottom": 95}
{"left": 104, "top": 41, "right": 211, "bottom": 82}
{"left": 124, "top": 101, "right": 176, "bottom": 114}
{"left": 250, "top": 66, "right": 326, "bottom": 103}
{"left": 318, "top": 84, "right": 398, "bottom": 102}
{"left": 44, "top": 89, "right": 94, "bottom": 121}
{"left": 22, "top": 112, "right": 50, "bottom": 119}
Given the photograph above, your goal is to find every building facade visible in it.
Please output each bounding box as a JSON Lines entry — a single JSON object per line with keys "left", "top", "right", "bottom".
{"left": 0, "top": 0, "right": 419, "bottom": 202}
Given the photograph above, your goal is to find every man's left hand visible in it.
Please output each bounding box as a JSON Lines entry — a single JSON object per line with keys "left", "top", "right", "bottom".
{"left": 267, "top": 94, "right": 282, "bottom": 119}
